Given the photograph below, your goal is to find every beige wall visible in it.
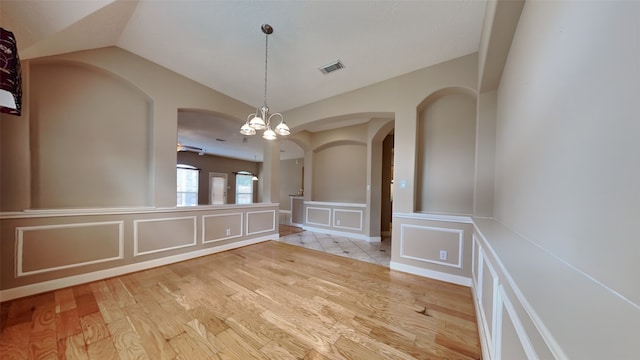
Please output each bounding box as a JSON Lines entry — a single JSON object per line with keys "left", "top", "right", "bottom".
{"left": 470, "top": 1, "right": 640, "bottom": 359}
{"left": 1, "top": 38, "right": 481, "bottom": 300}
{"left": 313, "top": 143, "right": 367, "bottom": 203}
{"left": 283, "top": 54, "right": 478, "bottom": 215}
{"left": 0, "top": 46, "right": 255, "bottom": 211}
{"left": 2, "top": 47, "right": 478, "bottom": 233}
{"left": 279, "top": 158, "right": 304, "bottom": 210}
{"left": 305, "top": 123, "right": 370, "bottom": 203}
{"left": 416, "top": 91, "right": 476, "bottom": 214}
{"left": 281, "top": 55, "right": 478, "bottom": 257}
{"left": 1, "top": 40, "right": 481, "bottom": 294}
{"left": 30, "top": 61, "right": 152, "bottom": 208}
{"left": 473, "top": 90, "right": 496, "bottom": 218}
{"left": 494, "top": 0, "right": 640, "bottom": 307}
{"left": 0, "top": 61, "right": 31, "bottom": 211}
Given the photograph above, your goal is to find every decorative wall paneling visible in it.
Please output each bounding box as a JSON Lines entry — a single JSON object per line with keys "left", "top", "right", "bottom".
{"left": 472, "top": 223, "right": 554, "bottom": 360}
{"left": 134, "top": 216, "right": 197, "bottom": 256}
{"left": 302, "top": 201, "right": 372, "bottom": 241}
{"left": 399, "top": 224, "right": 463, "bottom": 268}
{"left": 390, "top": 213, "right": 473, "bottom": 286}
{"left": 333, "top": 209, "right": 363, "bottom": 231}
{"left": 471, "top": 219, "right": 638, "bottom": 360}
{"left": 0, "top": 204, "right": 279, "bottom": 301}
{"left": 203, "top": 212, "right": 243, "bottom": 243}
{"left": 246, "top": 209, "right": 276, "bottom": 235}
{"left": 305, "top": 206, "right": 332, "bottom": 227}
{"left": 16, "top": 221, "right": 124, "bottom": 277}
{"left": 391, "top": 215, "right": 638, "bottom": 359}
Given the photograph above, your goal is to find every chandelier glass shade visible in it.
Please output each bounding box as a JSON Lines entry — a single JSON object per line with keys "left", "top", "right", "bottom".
{"left": 241, "top": 24, "right": 290, "bottom": 140}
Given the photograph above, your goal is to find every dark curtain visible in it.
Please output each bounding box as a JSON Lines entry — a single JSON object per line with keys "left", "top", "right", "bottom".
{"left": 0, "top": 27, "right": 22, "bottom": 116}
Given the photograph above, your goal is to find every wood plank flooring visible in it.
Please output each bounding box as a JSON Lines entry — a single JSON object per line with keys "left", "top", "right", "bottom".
{"left": 0, "top": 241, "right": 481, "bottom": 359}
{"left": 278, "top": 224, "right": 305, "bottom": 236}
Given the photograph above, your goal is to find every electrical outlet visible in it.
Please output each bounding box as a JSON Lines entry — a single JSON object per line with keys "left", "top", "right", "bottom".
{"left": 439, "top": 250, "right": 448, "bottom": 261}
{"left": 226, "top": 228, "right": 231, "bottom": 236}
{"left": 336, "top": 219, "right": 341, "bottom": 226}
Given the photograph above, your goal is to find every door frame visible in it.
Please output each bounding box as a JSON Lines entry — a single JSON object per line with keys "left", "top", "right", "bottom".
{"left": 209, "top": 172, "right": 228, "bottom": 205}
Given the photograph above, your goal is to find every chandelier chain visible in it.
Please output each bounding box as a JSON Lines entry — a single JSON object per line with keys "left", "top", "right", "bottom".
{"left": 264, "top": 31, "right": 268, "bottom": 107}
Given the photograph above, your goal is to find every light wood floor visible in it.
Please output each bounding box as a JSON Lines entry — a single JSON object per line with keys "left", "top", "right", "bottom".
{"left": 0, "top": 241, "right": 481, "bottom": 359}
{"left": 279, "top": 224, "right": 305, "bottom": 236}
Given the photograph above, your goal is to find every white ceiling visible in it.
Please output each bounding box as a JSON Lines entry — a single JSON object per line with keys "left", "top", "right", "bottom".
{"left": 2, "top": 0, "right": 487, "bottom": 161}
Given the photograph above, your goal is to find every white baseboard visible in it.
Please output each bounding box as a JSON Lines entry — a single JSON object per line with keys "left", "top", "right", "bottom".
{"left": 0, "top": 235, "right": 273, "bottom": 302}
{"left": 302, "top": 226, "right": 379, "bottom": 242}
{"left": 389, "top": 261, "right": 472, "bottom": 287}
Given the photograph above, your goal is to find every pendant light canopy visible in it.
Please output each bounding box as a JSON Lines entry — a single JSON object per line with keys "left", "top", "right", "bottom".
{"left": 240, "top": 24, "right": 290, "bottom": 140}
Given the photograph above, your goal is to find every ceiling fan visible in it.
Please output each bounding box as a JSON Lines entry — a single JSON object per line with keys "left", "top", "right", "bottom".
{"left": 176, "top": 142, "right": 205, "bottom": 155}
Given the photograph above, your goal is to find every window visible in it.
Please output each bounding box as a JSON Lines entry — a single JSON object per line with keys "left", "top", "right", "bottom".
{"left": 235, "top": 171, "right": 254, "bottom": 204}
{"left": 177, "top": 164, "right": 199, "bottom": 206}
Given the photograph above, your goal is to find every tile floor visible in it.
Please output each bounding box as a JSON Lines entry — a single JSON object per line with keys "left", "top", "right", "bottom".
{"left": 278, "top": 226, "right": 391, "bottom": 267}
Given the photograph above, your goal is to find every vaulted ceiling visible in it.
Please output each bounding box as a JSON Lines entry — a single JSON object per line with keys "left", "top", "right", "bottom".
{"left": 2, "top": 0, "right": 488, "bottom": 160}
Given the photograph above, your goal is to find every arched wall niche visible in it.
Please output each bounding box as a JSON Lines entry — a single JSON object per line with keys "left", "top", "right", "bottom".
{"left": 283, "top": 135, "right": 311, "bottom": 154}
{"left": 312, "top": 139, "right": 367, "bottom": 203}
{"left": 179, "top": 108, "right": 243, "bottom": 125}
{"left": 417, "top": 86, "right": 476, "bottom": 112}
{"left": 30, "top": 60, "right": 153, "bottom": 209}
{"left": 313, "top": 139, "right": 366, "bottom": 153}
{"left": 31, "top": 59, "right": 154, "bottom": 102}
{"left": 415, "top": 86, "right": 477, "bottom": 215}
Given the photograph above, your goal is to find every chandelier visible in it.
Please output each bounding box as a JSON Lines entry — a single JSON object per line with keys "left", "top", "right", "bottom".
{"left": 240, "top": 24, "right": 290, "bottom": 140}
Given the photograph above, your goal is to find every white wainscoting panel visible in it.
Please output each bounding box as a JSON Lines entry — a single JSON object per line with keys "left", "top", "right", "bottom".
{"left": 306, "top": 207, "right": 331, "bottom": 227}
{"left": 134, "top": 216, "right": 197, "bottom": 256}
{"left": 478, "top": 247, "right": 499, "bottom": 359}
{"left": 472, "top": 234, "right": 480, "bottom": 289}
{"left": 203, "top": 212, "right": 243, "bottom": 243}
{"left": 496, "top": 285, "right": 537, "bottom": 360}
{"left": 399, "top": 224, "right": 464, "bottom": 268}
{"left": 246, "top": 209, "right": 276, "bottom": 236}
{"left": 16, "top": 221, "right": 124, "bottom": 277}
{"left": 333, "top": 209, "right": 363, "bottom": 231}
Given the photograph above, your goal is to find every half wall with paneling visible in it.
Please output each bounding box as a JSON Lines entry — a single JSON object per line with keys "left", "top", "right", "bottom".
{"left": 0, "top": 204, "right": 278, "bottom": 302}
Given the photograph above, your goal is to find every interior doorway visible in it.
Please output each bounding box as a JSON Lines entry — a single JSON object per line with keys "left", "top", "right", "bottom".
{"left": 209, "top": 172, "right": 228, "bottom": 205}
{"left": 381, "top": 133, "right": 394, "bottom": 236}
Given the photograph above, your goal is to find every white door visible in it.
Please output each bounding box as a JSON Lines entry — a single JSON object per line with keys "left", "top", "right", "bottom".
{"left": 209, "top": 172, "right": 228, "bottom": 205}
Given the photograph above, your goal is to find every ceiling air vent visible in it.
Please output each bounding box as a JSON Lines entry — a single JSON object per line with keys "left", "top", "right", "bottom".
{"left": 319, "top": 59, "right": 345, "bottom": 75}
